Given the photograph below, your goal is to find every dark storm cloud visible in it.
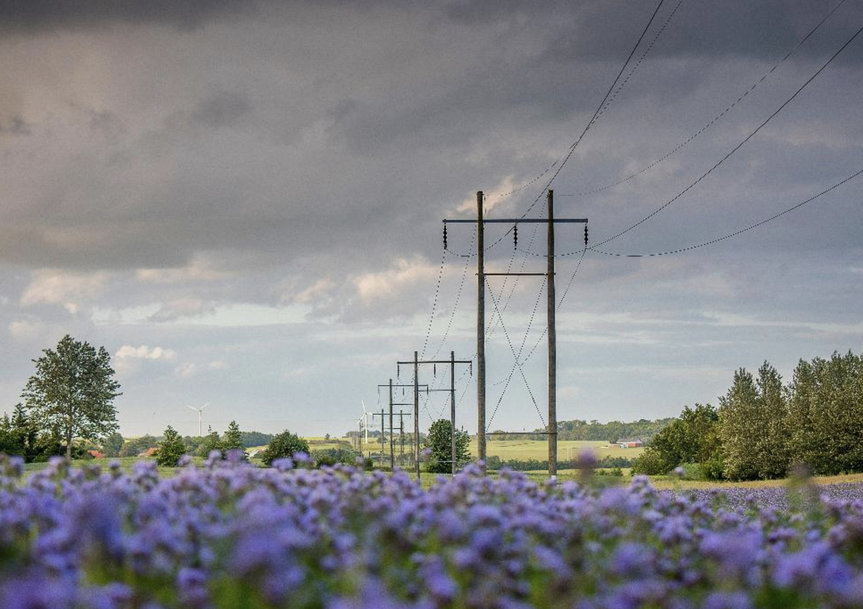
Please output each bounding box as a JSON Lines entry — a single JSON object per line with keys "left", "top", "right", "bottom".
{"left": 0, "top": 0, "right": 258, "bottom": 31}
{"left": 0, "top": 115, "right": 30, "bottom": 135}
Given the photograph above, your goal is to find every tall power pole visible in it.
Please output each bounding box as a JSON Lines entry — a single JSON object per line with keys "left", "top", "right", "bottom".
{"left": 444, "top": 189, "right": 587, "bottom": 476}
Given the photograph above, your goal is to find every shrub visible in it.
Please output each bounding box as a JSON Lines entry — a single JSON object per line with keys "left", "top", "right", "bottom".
{"left": 260, "top": 430, "right": 310, "bottom": 466}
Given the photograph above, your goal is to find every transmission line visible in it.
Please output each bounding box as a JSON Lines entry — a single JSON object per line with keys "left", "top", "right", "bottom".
{"left": 594, "top": 21, "right": 863, "bottom": 249}
{"left": 590, "top": 165, "right": 863, "bottom": 258}
{"left": 561, "top": 0, "right": 850, "bottom": 199}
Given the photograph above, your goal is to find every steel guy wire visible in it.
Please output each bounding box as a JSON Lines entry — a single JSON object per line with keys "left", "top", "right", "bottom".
{"left": 590, "top": 166, "right": 863, "bottom": 258}
{"left": 594, "top": 21, "right": 863, "bottom": 249}
{"left": 560, "top": 0, "right": 850, "bottom": 201}
{"left": 491, "top": 247, "right": 588, "bottom": 409}
{"left": 491, "top": 276, "right": 546, "bottom": 389}
{"left": 485, "top": 280, "right": 546, "bottom": 430}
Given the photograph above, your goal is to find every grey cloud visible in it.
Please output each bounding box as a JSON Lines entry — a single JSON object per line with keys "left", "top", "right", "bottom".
{"left": 0, "top": 115, "right": 30, "bottom": 136}
{"left": 0, "top": 0, "right": 259, "bottom": 31}
{"left": 190, "top": 91, "right": 251, "bottom": 129}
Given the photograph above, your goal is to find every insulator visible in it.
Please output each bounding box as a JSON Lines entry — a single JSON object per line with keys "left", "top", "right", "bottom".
{"left": 584, "top": 225, "right": 589, "bottom": 245}
{"left": 434, "top": 364, "right": 437, "bottom": 377}
{"left": 443, "top": 224, "right": 448, "bottom": 250}
{"left": 513, "top": 224, "right": 518, "bottom": 249}
{"left": 397, "top": 364, "right": 400, "bottom": 379}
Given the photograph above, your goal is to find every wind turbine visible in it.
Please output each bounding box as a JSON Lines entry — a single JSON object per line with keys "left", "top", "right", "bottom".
{"left": 361, "top": 400, "right": 370, "bottom": 453}
{"left": 186, "top": 402, "right": 210, "bottom": 437}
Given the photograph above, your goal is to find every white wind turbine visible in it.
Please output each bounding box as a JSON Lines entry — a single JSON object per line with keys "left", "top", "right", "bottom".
{"left": 361, "top": 400, "right": 370, "bottom": 450}
{"left": 186, "top": 402, "right": 210, "bottom": 437}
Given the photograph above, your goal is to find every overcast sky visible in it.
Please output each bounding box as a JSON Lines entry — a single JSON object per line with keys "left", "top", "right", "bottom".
{"left": 1, "top": 0, "right": 861, "bottom": 440}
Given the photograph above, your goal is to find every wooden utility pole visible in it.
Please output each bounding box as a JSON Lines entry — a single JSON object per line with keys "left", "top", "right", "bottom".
{"left": 398, "top": 351, "right": 472, "bottom": 479}
{"left": 476, "top": 191, "right": 487, "bottom": 466}
{"left": 546, "top": 190, "right": 558, "bottom": 476}
{"left": 443, "top": 189, "right": 587, "bottom": 476}
{"left": 378, "top": 381, "right": 427, "bottom": 470}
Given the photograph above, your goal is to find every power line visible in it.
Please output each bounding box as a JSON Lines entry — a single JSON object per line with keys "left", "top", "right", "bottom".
{"left": 594, "top": 21, "right": 863, "bottom": 249}
{"left": 480, "top": 0, "right": 669, "bottom": 256}
{"left": 590, "top": 165, "right": 863, "bottom": 258}
{"left": 560, "top": 0, "right": 850, "bottom": 199}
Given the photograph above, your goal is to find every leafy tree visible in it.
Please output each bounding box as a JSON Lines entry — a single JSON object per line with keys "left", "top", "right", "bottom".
{"left": 156, "top": 426, "right": 186, "bottom": 467}
{"left": 197, "top": 427, "right": 223, "bottom": 457}
{"left": 312, "top": 446, "right": 360, "bottom": 468}
{"left": 21, "top": 335, "right": 121, "bottom": 459}
{"left": 718, "top": 363, "right": 790, "bottom": 481}
{"left": 101, "top": 432, "right": 126, "bottom": 458}
{"left": 787, "top": 351, "right": 863, "bottom": 475}
{"left": 631, "top": 404, "right": 722, "bottom": 478}
{"left": 261, "top": 430, "right": 310, "bottom": 466}
{"left": 119, "top": 435, "right": 159, "bottom": 457}
{"left": 424, "top": 419, "right": 471, "bottom": 474}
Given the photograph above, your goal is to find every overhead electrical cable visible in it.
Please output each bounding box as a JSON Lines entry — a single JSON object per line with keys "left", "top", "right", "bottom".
{"left": 594, "top": 22, "right": 863, "bottom": 249}
{"left": 482, "top": 0, "right": 670, "bottom": 255}
{"left": 561, "top": 0, "right": 850, "bottom": 199}
{"left": 589, "top": 165, "right": 863, "bottom": 258}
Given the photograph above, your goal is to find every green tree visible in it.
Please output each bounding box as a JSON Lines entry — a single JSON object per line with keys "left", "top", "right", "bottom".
{"left": 101, "top": 432, "right": 125, "bottom": 458}
{"left": 156, "top": 426, "right": 186, "bottom": 467}
{"left": 718, "top": 363, "right": 790, "bottom": 481}
{"left": 424, "top": 419, "right": 471, "bottom": 474}
{"left": 261, "top": 430, "right": 310, "bottom": 466}
{"left": 197, "top": 427, "right": 223, "bottom": 457}
{"left": 222, "top": 420, "right": 246, "bottom": 459}
{"left": 631, "top": 404, "right": 722, "bottom": 477}
{"left": 21, "top": 335, "right": 121, "bottom": 459}
{"left": 787, "top": 351, "right": 863, "bottom": 475}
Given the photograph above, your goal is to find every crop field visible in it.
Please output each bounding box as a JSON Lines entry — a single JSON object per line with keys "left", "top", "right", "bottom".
{"left": 4, "top": 454, "right": 863, "bottom": 608}
{"left": 472, "top": 438, "right": 645, "bottom": 461}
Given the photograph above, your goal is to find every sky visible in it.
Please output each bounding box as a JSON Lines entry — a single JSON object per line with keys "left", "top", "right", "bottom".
{"left": 1, "top": 0, "right": 861, "bottom": 440}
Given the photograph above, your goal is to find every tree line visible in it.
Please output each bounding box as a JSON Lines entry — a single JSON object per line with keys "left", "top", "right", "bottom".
{"left": 633, "top": 350, "right": 863, "bottom": 481}
{"left": 500, "top": 417, "right": 673, "bottom": 444}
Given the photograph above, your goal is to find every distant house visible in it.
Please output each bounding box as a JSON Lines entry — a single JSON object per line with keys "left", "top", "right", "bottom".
{"left": 87, "top": 450, "right": 105, "bottom": 459}
{"left": 617, "top": 439, "right": 643, "bottom": 449}
{"left": 139, "top": 447, "right": 159, "bottom": 458}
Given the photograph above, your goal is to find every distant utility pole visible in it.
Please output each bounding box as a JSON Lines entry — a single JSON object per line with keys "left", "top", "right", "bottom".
{"left": 443, "top": 190, "right": 588, "bottom": 476}
{"left": 398, "top": 350, "right": 472, "bottom": 479}
{"left": 397, "top": 410, "right": 411, "bottom": 463}
{"left": 378, "top": 381, "right": 428, "bottom": 470}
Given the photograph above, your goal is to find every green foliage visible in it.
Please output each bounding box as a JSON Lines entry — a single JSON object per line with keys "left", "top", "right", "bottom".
{"left": 424, "top": 419, "right": 471, "bottom": 474}
{"left": 311, "top": 446, "right": 361, "bottom": 468}
{"left": 21, "top": 335, "right": 121, "bottom": 459}
{"left": 631, "top": 404, "right": 722, "bottom": 478}
{"left": 552, "top": 418, "right": 674, "bottom": 443}
{"left": 260, "top": 430, "right": 310, "bottom": 466}
{"left": 101, "top": 432, "right": 125, "bottom": 458}
{"left": 719, "top": 363, "right": 790, "bottom": 481}
{"left": 238, "top": 430, "right": 273, "bottom": 448}
{"left": 787, "top": 351, "right": 863, "bottom": 475}
{"left": 222, "top": 420, "right": 245, "bottom": 458}
{"left": 197, "top": 428, "right": 223, "bottom": 457}
{"left": 119, "top": 435, "right": 159, "bottom": 457}
{"left": 156, "top": 426, "right": 186, "bottom": 467}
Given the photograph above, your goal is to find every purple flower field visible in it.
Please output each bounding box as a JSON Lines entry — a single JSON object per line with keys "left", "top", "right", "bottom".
{"left": 3, "top": 453, "right": 863, "bottom": 608}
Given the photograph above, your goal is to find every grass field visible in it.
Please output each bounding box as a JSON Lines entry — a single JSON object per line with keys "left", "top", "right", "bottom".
{"left": 471, "top": 438, "right": 645, "bottom": 461}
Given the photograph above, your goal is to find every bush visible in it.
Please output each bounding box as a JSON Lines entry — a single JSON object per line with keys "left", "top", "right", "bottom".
{"left": 261, "top": 430, "right": 310, "bottom": 467}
